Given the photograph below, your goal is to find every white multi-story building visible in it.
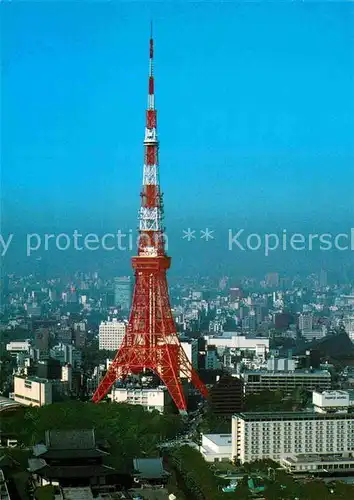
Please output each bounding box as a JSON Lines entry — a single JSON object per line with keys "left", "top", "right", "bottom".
{"left": 6, "top": 340, "right": 31, "bottom": 354}
{"left": 200, "top": 434, "right": 232, "bottom": 463}
{"left": 312, "top": 390, "right": 354, "bottom": 414}
{"left": 232, "top": 410, "right": 354, "bottom": 464}
{"left": 299, "top": 313, "right": 313, "bottom": 335}
{"left": 13, "top": 376, "right": 53, "bottom": 407}
{"left": 180, "top": 340, "right": 198, "bottom": 378}
{"left": 99, "top": 319, "right": 127, "bottom": 350}
{"left": 267, "top": 357, "right": 296, "bottom": 372}
{"left": 108, "top": 386, "right": 171, "bottom": 413}
{"left": 302, "top": 326, "right": 326, "bottom": 342}
{"left": 204, "top": 334, "right": 268, "bottom": 359}
{"left": 61, "top": 364, "right": 72, "bottom": 391}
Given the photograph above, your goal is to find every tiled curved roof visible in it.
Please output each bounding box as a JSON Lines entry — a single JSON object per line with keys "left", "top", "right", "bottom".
{"left": 0, "top": 396, "right": 22, "bottom": 412}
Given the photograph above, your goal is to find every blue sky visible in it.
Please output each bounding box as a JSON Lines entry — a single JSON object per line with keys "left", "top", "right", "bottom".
{"left": 1, "top": 1, "right": 354, "bottom": 273}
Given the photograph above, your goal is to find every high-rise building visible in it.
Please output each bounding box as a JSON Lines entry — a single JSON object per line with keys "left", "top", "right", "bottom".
{"left": 319, "top": 269, "right": 328, "bottom": 288}
{"left": 50, "top": 344, "right": 82, "bottom": 368}
{"left": 114, "top": 276, "right": 132, "bottom": 311}
{"left": 209, "top": 374, "right": 243, "bottom": 416}
{"left": 98, "top": 319, "right": 127, "bottom": 351}
{"left": 206, "top": 346, "right": 221, "bottom": 370}
{"left": 180, "top": 340, "right": 198, "bottom": 378}
{"left": 265, "top": 273, "right": 279, "bottom": 288}
{"left": 34, "top": 328, "right": 50, "bottom": 352}
{"left": 299, "top": 313, "right": 313, "bottom": 334}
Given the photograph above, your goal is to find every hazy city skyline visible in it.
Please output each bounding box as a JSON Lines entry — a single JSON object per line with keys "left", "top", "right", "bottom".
{"left": 2, "top": 2, "right": 353, "bottom": 275}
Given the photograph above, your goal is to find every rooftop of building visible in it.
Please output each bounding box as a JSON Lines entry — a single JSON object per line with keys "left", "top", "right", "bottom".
{"left": 202, "top": 433, "right": 232, "bottom": 447}
{"left": 283, "top": 454, "right": 354, "bottom": 464}
{"left": 45, "top": 429, "right": 96, "bottom": 450}
{"left": 314, "top": 390, "right": 350, "bottom": 396}
{"left": 113, "top": 385, "right": 167, "bottom": 392}
{"left": 28, "top": 461, "right": 116, "bottom": 479}
{"left": 0, "top": 396, "right": 23, "bottom": 412}
{"left": 233, "top": 411, "right": 354, "bottom": 421}
{"left": 207, "top": 332, "right": 268, "bottom": 340}
{"left": 243, "top": 369, "right": 331, "bottom": 376}
{"left": 15, "top": 375, "right": 49, "bottom": 383}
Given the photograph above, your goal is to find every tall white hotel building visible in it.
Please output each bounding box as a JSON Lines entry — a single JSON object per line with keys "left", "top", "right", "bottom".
{"left": 232, "top": 392, "right": 354, "bottom": 464}
{"left": 99, "top": 319, "right": 127, "bottom": 351}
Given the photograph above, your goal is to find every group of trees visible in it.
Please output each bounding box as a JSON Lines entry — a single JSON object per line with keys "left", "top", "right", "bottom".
{"left": 169, "top": 446, "right": 229, "bottom": 500}
{"left": 236, "top": 460, "right": 354, "bottom": 499}
{"left": 2, "top": 401, "right": 183, "bottom": 471}
{"left": 244, "top": 388, "right": 311, "bottom": 412}
{"left": 168, "top": 450, "right": 354, "bottom": 500}
{"left": 0, "top": 344, "right": 16, "bottom": 395}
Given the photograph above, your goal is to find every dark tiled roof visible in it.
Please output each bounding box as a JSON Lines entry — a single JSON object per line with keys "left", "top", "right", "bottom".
{"left": 0, "top": 396, "right": 22, "bottom": 412}
{"left": 36, "top": 464, "right": 115, "bottom": 479}
{"left": 45, "top": 429, "right": 95, "bottom": 450}
{"left": 40, "top": 449, "right": 106, "bottom": 459}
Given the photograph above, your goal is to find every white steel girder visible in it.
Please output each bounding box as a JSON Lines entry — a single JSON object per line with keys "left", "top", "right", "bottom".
{"left": 139, "top": 207, "right": 163, "bottom": 231}
{"left": 143, "top": 165, "right": 158, "bottom": 185}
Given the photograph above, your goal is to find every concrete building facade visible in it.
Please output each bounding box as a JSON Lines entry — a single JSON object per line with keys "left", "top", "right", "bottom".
{"left": 108, "top": 386, "right": 171, "bottom": 413}
{"left": 232, "top": 411, "right": 354, "bottom": 464}
{"left": 13, "top": 376, "right": 53, "bottom": 406}
{"left": 98, "top": 319, "right": 127, "bottom": 351}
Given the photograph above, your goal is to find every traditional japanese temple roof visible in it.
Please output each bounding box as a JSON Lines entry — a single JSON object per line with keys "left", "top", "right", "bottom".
{"left": 33, "top": 429, "right": 107, "bottom": 459}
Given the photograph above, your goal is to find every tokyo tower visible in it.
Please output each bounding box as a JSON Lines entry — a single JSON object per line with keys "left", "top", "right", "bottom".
{"left": 92, "top": 29, "right": 208, "bottom": 414}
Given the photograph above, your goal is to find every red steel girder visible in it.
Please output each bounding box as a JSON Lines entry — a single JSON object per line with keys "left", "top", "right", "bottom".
{"left": 92, "top": 262, "right": 208, "bottom": 411}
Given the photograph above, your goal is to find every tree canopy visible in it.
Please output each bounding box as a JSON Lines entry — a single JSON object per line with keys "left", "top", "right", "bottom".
{"left": 1, "top": 401, "right": 183, "bottom": 471}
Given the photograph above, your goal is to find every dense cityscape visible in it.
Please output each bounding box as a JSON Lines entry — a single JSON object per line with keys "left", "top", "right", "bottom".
{"left": 2, "top": 270, "right": 354, "bottom": 498}
{"left": 2, "top": 1, "right": 353, "bottom": 500}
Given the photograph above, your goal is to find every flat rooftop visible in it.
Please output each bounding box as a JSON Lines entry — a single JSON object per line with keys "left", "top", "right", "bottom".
{"left": 203, "top": 434, "right": 232, "bottom": 446}
{"left": 244, "top": 370, "right": 330, "bottom": 376}
{"left": 314, "top": 390, "right": 349, "bottom": 396}
{"left": 233, "top": 411, "right": 354, "bottom": 421}
{"left": 15, "top": 376, "right": 49, "bottom": 383}
{"left": 283, "top": 454, "right": 354, "bottom": 464}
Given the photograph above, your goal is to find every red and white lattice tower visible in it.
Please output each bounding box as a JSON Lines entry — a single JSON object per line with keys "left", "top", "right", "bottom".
{"left": 92, "top": 29, "right": 208, "bottom": 414}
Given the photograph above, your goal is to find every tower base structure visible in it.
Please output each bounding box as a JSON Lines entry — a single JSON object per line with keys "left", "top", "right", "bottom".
{"left": 92, "top": 256, "right": 208, "bottom": 413}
